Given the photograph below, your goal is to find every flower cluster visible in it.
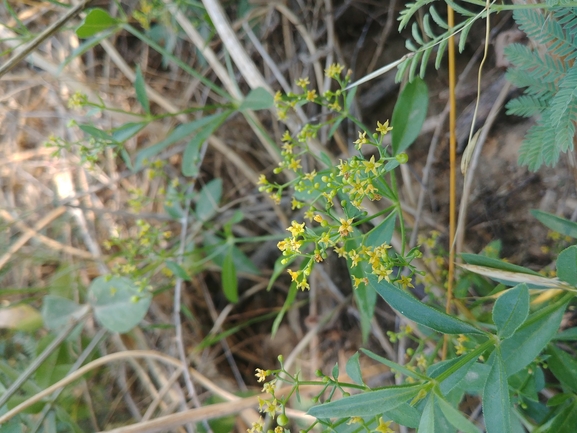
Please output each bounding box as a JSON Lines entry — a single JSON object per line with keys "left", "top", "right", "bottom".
{"left": 250, "top": 364, "right": 292, "bottom": 433}
{"left": 263, "top": 64, "right": 419, "bottom": 294}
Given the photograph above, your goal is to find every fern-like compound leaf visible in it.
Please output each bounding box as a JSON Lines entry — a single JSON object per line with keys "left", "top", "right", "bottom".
{"left": 506, "top": 95, "right": 550, "bottom": 117}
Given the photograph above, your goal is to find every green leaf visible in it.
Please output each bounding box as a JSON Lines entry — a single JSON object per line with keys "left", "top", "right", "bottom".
{"left": 557, "top": 245, "right": 577, "bottom": 286}
{"left": 369, "top": 274, "right": 483, "bottom": 334}
{"left": 182, "top": 111, "right": 231, "bottom": 177}
{"left": 386, "top": 403, "right": 421, "bottom": 428}
{"left": 547, "top": 345, "right": 577, "bottom": 393}
{"left": 238, "top": 87, "right": 273, "bottom": 111}
{"left": 271, "top": 281, "right": 298, "bottom": 338}
{"left": 135, "top": 112, "right": 229, "bottom": 170}
{"left": 78, "top": 123, "right": 113, "bottom": 141}
{"left": 332, "top": 362, "right": 340, "bottom": 380}
{"left": 165, "top": 260, "right": 191, "bottom": 281}
{"left": 531, "top": 209, "right": 577, "bottom": 238}
{"left": 549, "top": 399, "right": 577, "bottom": 432}
{"left": 436, "top": 393, "right": 482, "bottom": 433}
{"left": 111, "top": 122, "right": 146, "bottom": 143}
{"left": 418, "top": 395, "right": 436, "bottom": 433}
{"left": 222, "top": 249, "right": 238, "bottom": 303}
{"left": 196, "top": 178, "right": 222, "bottom": 223}
{"left": 391, "top": 77, "right": 429, "bottom": 155}
{"left": 493, "top": 284, "right": 530, "bottom": 339}
{"left": 307, "top": 385, "right": 421, "bottom": 418}
{"left": 461, "top": 253, "right": 541, "bottom": 276}
{"left": 547, "top": 393, "right": 573, "bottom": 407}
{"left": 362, "top": 348, "right": 428, "bottom": 381}
{"left": 554, "top": 326, "right": 577, "bottom": 341}
{"left": 345, "top": 352, "right": 364, "bottom": 386}
{"left": 427, "top": 355, "right": 479, "bottom": 395}
{"left": 482, "top": 349, "right": 511, "bottom": 433}
{"left": 134, "top": 65, "right": 150, "bottom": 114}
{"left": 88, "top": 276, "right": 151, "bottom": 333}
{"left": 501, "top": 299, "right": 568, "bottom": 376}
{"left": 76, "top": 9, "right": 119, "bottom": 38}
{"left": 364, "top": 213, "right": 396, "bottom": 247}
{"left": 41, "top": 295, "right": 85, "bottom": 332}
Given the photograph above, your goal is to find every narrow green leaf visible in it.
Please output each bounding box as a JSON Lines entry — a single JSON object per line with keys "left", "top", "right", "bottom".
{"left": 111, "top": 122, "right": 146, "bottom": 143}
{"left": 271, "top": 281, "right": 298, "bottom": 338}
{"left": 418, "top": 395, "right": 436, "bottom": 433}
{"left": 134, "top": 65, "right": 150, "bottom": 114}
{"left": 362, "top": 348, "right": 428, "bottom": 381}
{"left": 88, "top": 276, "right": 151, "bottom": 333}
{"left": 165, "top": 260, "right": 191, "bottom": 281}
{"left": 557, "top": 245, "right": 577, "bottom": 286}
{"left": 461, "top": 253, "right": 541, "bottom": 276}
{"left": 549, "top": 399, "right": 577, "bottom": 432}
{"left": 427, "top": 355, "right": 479, "bottom": 394}
{"left": 78, "top": 124, "right": 113, "bottom": 141}
{"left": 196, "top": 178, "right": 222, "bottom": 223}
{"left": 76, "top": 9, "right": 118, "bottom": 38}
{"left": 332, "top": 362, "right": 340, "bottom": 380}
{"left": 345, "top": 352, "right": 364, "bottom": 386}
{"left": 135, "top": 112, "right": 228, "bottom": 170}
{"left": 482, "top": 349, "right": 511, "bottom": 433}
{"left": 531, "top": 209, "right": 577, "bottom": 238}
{"left": 222, "top": 249, "right": 238, "bottom": 303}
{"left": 369, "top": 274, "right": 483, "bottom": 335}
{"left": 307, "top": 385, "right": 421, "bottom": 418}
{"left": 493, "top": 284, "right": 530, "bottom": 339}
{"left": 391, "top": 77, "right": 429, "bottom": 155}
{"left": 436, "top": 393, "right": 482, "bottom": 433}
{"left": 501, "top": 299, "right": 567, "bottom": 376}
{"left": 386, "top": 403, "right": 421, "bottom": 428}
{"left": 238, "top": 87, "right": 274, "bottom": 111}
{"left": 182, "top": 112, "right": 230, "bottom": 177}
{"left": 547, "top": 345, "right": 577, "bottom": 393}
{"left": 554, "top": 326, "right": 577, "bottom": 341}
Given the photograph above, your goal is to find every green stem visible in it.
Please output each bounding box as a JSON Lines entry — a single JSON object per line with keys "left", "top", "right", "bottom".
{"left": 435, "top": 338, "right": 494, "bottom": 383}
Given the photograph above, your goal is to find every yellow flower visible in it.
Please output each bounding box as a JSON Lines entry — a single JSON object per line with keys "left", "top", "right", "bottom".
{"left": 304, "top": 170, "right": 317, "bottom": 181}
{"left": 338, "top": 218, "right": 354, "bottom": 237}
{"left": 274, "top": 427, "right": 283, "bottom": 433}
{"left": 374, "top": 417, "right": 394, "bottom": 433}
{"left": 347, "top": 416, "right": 363, "bottom": 425}
{"left": 353, "top": 131, "right": 369, "bottom": 149}
{"left": 334, "top": 245, "right": 347, "bottom": 258}
{"left": 255, "top": 368, "right": 268, "bottom": 383}
{"left": 287, "top": 269, "right": 300, "bottom": 282}
{"left": 304, "top": 208, "right": 315, "bottom": 221}
{"left": 248, "top": 417, "right": 265, "bottom": 433}
{"left": 291, "top": 197, "right": 304, "bottom": 210}
{"left": 349, "top": 250, "right": 360, "bottom": 267}
{"left": 352, "top": 275, "right": 367, "bottom": 289}
{"left": 281, "top": 130, "right": 292, "bottom": 142}
{"left": 296, "top": 77, "right": 310, "bottom": 88}
{"left": 325, "top": 63, "right": 344, "bottom": 78}
{"left": 297, "top": 279, "right": 310, "bottom": 290}
{"left": 306, "top": 89, "right": 317, "bottom": 101}
{"left": 274, "top": 90, "right": 282, "bottom": 102}
{"left": 277, "top": 240, "right": 288, "bottom": 251}
{"left": 288, "top": 158, "right": 302, "bottom": 172}
{"left": 399, "top": 275, "right": 414, "bottom": 289}
{"left": 287, "top": 221, "right": 306, "bottom": 237}
{"left": 257, "top": 174, "right": 268, "bottom": 185}
{"left": 376, "top": 120, "right": 393, "bottom": 135}
{"left": 363, "top": 155, "right": 382, "bottom": 176}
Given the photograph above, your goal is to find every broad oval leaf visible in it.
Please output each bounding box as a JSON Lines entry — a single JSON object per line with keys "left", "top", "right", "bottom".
{"left": 88, "top": 276, "right": 151, "bottom": 333}
{"left": 391, "top": 77, "right": 429, "bottom": 155}
{"left": 493, "top": 284, "right": 530, "bottom": 339}
{"left": 196, "top": 178, "right": 222, "bottom": 223}
{"left": 557, "top": 245, "right": 577, "bottom": 286}
{"left": 307, "top": 385, "right": 421, "bottom": 418}
{"left": 369, "top": 274, "right": 483, "bottom": 335}
{"left": 482, "top": 349, "right": 511, "bottom": 433}
{"left": 76, "top": 9, "right": 118, "bottom": 38}
{"left": 41, "top": 295, "right": 86, "bottom": 332}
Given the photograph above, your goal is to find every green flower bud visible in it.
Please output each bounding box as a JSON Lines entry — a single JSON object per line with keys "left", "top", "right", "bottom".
{"left": 396, "top": 152, "right": 409, "bottom": 164}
